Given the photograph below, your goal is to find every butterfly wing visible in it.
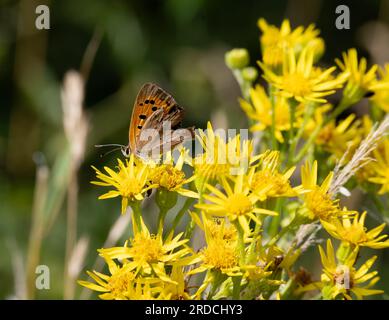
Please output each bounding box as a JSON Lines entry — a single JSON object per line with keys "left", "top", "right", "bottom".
{"left": 135, "top": 106, "right": 195, "bottom": 160}
{"left": 129, "top": 83, "right": 178, "bottom": 152}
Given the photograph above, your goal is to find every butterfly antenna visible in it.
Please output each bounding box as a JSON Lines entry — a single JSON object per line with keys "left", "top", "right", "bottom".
{"left": 95, "top": 144, "right": 125, "bottom": 158}
{"left": 95, "top": 144, "right": 125, "bottom": 148}
{"left": 99, "top": 147, "right": 122, "bottom": 158}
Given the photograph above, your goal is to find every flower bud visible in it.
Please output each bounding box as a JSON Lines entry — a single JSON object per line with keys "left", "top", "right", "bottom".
{"left": 225, "top": 48, "right": 250, "bottom": 69}
{"left": 242, "top": 67, "right": 258, "bottom": 82}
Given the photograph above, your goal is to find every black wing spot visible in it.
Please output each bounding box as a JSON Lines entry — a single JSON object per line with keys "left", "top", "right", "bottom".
{"left": 150, "top": 99, "right": 155, "bottom": 104}
{"left": 145, "top": 99, "right": 149, "bottom": 104}
{"left": 166, "top": 102, "right": 171, "bottom": 106}
{"left": 139, "top": 114, "right": 147, "bottom": 120}
{"left": 152, "top": 106, "right": 158, "bottom": 111}
{"left": 168, "top": 105, "right": 178, "bottom": 114}
{"left": 137, "top": 125, "right": 142, "bottom": 129}
{"left": 139, "top": 102, "right": 143, "bottom": 106}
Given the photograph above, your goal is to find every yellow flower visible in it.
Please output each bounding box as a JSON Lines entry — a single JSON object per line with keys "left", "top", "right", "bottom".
{"left": 78, "top": 255, "right": 164, "bottom": 300}
{"left": 196, "top": 173, "right": 277, "bottom": 234}
{"left": 299, "top": 240, "right": 383, "bottom": 300}
{"left": 149, "top": 150, "right": 198, "bottom": 198}
{"left": 91, "top": 155, "right": 155, "bottom": 213}
{"left": 322, "top": 211, "right": 389, "bottom": 249}
{"left": 335, "top": 48, "right": 378, "bottom": 101}
{"left": 260, "top": 47, "right": 348, "bottom": 103}
{"left": 315, "top": 113, "right": 361, "bottom": 159}
{"left": 240, "top": 85, "right": 304, "bottom": 143}
{"left": 161, "top": 266, "right": 191, "bottom": 300}
{"left": 368, "top": 138, "right": 389, "bottom": 194}
{"left": 258, "top": 19, "right": 323, "bottom": 67}
{"left": 370, "top": 64, "right": 389, "bottom": 112}
{"left": 188, "top": 217, "right": 241, "bottom": 277}
{"left": 300, "top": 161, "right": 354, "bottom": 221}
{"left": 336, "top": 48, "right": 378, "bottom": 90}
{"left": 193, "top": 122, "right": 253, "bottom": 185}
{"left": 99, "top": 221, "right": 198, "bottom": 282}
{"left": 249, "top": 150, "right": 303, "bottom": 199}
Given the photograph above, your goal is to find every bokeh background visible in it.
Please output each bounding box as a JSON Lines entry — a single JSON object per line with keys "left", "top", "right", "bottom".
{"left": 1, "top": 0, "right": 389, "bottom": 299}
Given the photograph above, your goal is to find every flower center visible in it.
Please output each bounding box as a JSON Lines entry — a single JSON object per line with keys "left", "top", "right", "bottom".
{"left": 130, "top": 234, "right": 163, "bottom": 264}
{"left": 225, "top": 193, "right": 253, "bottom": 216}
{"left": 340, "top": 224, "right": 368, "bottom": 244}
{"left": 120, "top": 177, "right": 143, "bottom": 198}
{"left": 208, "top": 220, "right": 237, "bottom": 242}
{"left": 107, "top": 266, "right": 136, "bottom": 297}
{"left": 283, "top": 73, "right": 312, "bottom": 97}
{"left": 305, "top": 188, "right": 339, "bottom": 220}
{"left": 151, "top": 165, "right": 186, "bottom": 190}
{"left": 202, "top": 238, "right": 238, "bottom": 270}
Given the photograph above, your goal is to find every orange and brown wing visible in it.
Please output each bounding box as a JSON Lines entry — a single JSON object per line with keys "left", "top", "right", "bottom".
{"left": 128, "top": 83, "right": 179, "bottom": 152}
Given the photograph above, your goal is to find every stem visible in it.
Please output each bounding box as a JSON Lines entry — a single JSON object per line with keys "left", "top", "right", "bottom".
{"left": 289, "top": 103, "right": 314, "bottom": 165}
{"left": 330, "top": 96, "right": 353, "bottom": 122}
{"left": 64, "top": 170, "right": 78, "bottom": 300}
{"left": 207, "top": 271, "right": 223, "bottom": 300}
{"left": 167, "top": 197, "right": 195, "bottom": 239}
{"left": 233, "top": 69, "right": 250, "bottom": 100}
{"left": 268, "top": 198, "right": 283, "bottom": 239}
{"left": 293, "top": 124, "right": 321, "bottom": 164}
{"left": 155, "top": 189, "right": 177, "bottom": 235}
{"left": 268, "top": 84, "right": 278, "bottom": 150}
{"left": 157, "top": 207, "right": 169, "bottom": 235}
{"left": 234, "top": 221, "right": 245, "bottom": 265}
{"left": 184, "top": 217, "right": 196, "bottom": 240}
{"left": 26, "top": 163, "right": 48, "bottom": 299}
{"left": 130, "top": 201, "right": 142, "bottom": 233}
{"left": 288, "top": 99, "right": 298, "bottom": 143}
{"left": 232, "top": 276, "right": 242, "bottom": 300}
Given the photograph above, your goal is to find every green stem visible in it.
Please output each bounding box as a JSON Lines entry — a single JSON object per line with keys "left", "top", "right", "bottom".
{"left": 232, "top": 276, "right": 242, "bottom": 300}
{"left": 268, "top": 198, "right": 284, "bottom": 239}
{"left": 207, "top": 271, "right": 224, "bottom": 300}
{"left": 233, "top": 69, "right": 250, "bottom": 100}
{"left": 289, "top": 103, "right": 314, "bottom": 165}
{"left": 157, "top": 207, "right": 169, "bottom": 235}
{"left": 155, "top": 189, "right": 177, "bottom": 235}
{"left": 130, "top": 201, "right": 142, "bottom": 233}
{"left": 268, "top": 84, "right": 278, "bottom": 150}
{"left": 167, "top": 197, "right": 195, "bottom": 239}
{"left": 234, "top": 222, "right": 245, "bottom": 265}
{"left": 330, "top": 95, "right": 354, "bottom": 121}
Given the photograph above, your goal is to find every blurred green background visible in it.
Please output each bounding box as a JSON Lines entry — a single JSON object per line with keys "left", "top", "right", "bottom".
{"left": 1, "top": 0, "right": 389, "bottom": 299}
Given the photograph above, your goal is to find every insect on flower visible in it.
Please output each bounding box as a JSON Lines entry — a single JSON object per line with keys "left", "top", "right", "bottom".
{"left": 96, "top": 83, "right": 195, "bottom": 161}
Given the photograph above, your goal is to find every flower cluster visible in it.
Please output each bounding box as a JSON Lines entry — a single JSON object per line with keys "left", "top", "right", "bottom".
{"left": 80, "top": 18, "right": 389, "bottom": 300}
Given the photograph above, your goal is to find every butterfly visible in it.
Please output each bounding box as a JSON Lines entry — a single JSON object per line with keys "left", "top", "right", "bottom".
{"left": 96, "top": 83, "right": 195, "bottom": 160}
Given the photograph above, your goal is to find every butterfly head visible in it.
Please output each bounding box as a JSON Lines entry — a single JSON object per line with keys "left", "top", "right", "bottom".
{"left": 121, "top": 145, "right": 131, "bottom": 158}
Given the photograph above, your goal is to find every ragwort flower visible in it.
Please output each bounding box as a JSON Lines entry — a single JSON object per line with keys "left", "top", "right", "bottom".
{"left": 91, "top": 154, "right": 155, "bottom": 213}
{"left": 260, "top": 47, "right": 348, "bottom": 103}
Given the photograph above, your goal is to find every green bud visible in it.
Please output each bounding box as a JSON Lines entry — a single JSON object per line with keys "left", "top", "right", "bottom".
{"left": 225, "top": 48, "right": 250, "bottom": 69}
{"left": 155, "top": 188, "right": 178, "bottom": 211}
{"left": 242, "top": 67, "right": 258, "bottom": 82}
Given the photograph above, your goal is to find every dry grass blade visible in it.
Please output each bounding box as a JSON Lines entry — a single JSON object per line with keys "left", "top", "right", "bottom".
{"left": 61, "top": 70, "right": 89, "bottom": 299}
{"left": 329, "top": 114, "right": 389, "bottom": 197}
